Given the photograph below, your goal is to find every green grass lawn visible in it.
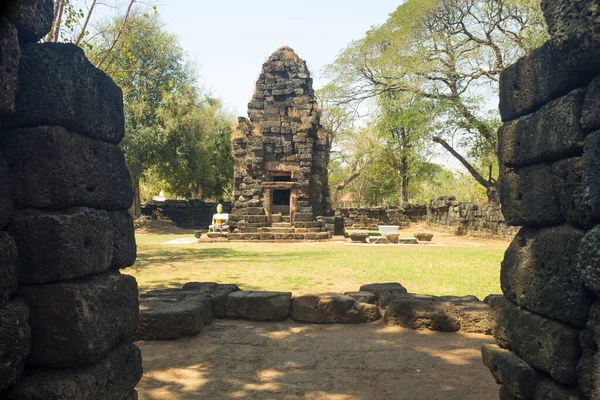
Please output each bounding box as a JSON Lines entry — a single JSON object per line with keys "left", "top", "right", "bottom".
{"left": 126, "top": 234, "right": 504, "bottom": 300}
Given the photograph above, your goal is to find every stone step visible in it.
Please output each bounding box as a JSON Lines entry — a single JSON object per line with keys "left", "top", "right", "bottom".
{"left": 271, "top": 213, "right": 283, "bottom": 223}
{"left": 272, "top": 222, "right": 292, "bottom": 228}
{"left": 258, "top": 227, "right": 296, "bottom": 234}
{"left": 282, "top": 216, "right": 291, "bottom": 223}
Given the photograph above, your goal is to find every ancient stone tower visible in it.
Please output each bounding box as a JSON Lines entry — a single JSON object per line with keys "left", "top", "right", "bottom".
{"left": 229, "top": 46, "right": 332, "bottom": 240}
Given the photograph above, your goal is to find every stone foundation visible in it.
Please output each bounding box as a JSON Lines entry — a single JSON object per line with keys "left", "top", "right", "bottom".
{"left": 334, "top": 205, "right": 427, "bottom": 231}
{"left": 0, "top": 2, "right": 141, "bottom": 397}
{"left": 428, "top": 196, "right": 518, "bottom": 241}
{"left": 482, "top": 1, "right": 600, "bottom": 397}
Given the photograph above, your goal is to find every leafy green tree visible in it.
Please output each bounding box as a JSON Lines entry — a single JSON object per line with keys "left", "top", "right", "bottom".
{"left": 325, "top": 0, "right": 547, "bottom": 201}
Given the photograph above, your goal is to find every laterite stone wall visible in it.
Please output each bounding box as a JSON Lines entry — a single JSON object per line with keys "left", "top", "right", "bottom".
{"left": 0, "top": 1, "right": 141, "bottom": 398}
{"left": 483, "top": 0, "right": 600, "bottom": 397}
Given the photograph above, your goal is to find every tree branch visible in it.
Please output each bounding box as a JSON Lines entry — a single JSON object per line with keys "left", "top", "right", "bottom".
{"left": 432, "top": 136, "right": 491, "bottom": 189}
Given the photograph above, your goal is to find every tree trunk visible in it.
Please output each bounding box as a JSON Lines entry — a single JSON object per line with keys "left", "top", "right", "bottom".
{"left": 130, "top": 176, "right": 142, "bottom": 218}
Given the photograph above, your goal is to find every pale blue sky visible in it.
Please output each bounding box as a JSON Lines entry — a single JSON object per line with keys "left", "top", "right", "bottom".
{"left": 159, "top": 0, "right": 400, "bottom": 116}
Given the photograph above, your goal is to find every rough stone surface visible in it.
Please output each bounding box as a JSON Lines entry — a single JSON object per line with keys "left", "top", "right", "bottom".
{"left": 541, "top": 0, "right": 600, "bottom": 50}
{"left": 18, "top": 273, "right": 139, "bottom": 368}
{"left": 501, "top": 225, "right": 591, "bottom": 327}
{"left": 109, "top": 211, "right": 137, "bottom": 270}
{"left": 0, "top": 231, "right": 18, "bottom": 307}
{"left": 534, "top": 380, "right": 584, "bottom": 400}
{"left": 439, "top": 295, "right": 494, "bottom": 335}
{"left": 414, "top": 232, "right": 433, "bottom": 241}
{"left": 4, "top": 342, "right": 143, "bottom": 400}
{"left": 577, "top": 225, "right": 600, "bottom": 295}
{"left": 343, "top": 291, "right": 376, "bottom": 304}
{"left": 498, "top": 89, "right": 585, "bottom": 167}
{"left": 369, "top": 236, "right": 390, "bottom": 244}
{"left": 349, "top": 232, "right": 368, "bottom": 243}
{"left": 481, "top": 344, "right": 542, "bottom": 399}
{"left": 136, "top": 290, "right": 212, "bottom": 340}
{"left": 359, "top": 283, "right": 408, "bottom": 303}
{"left": 0, "top": 125, "right": 132, "bottom": 210}
{"left": 9, "top": 208, "right": 114, "bottom": 284}
{"left": 384, "top": 296, "right": 461, "bottom": 332}
{"left": 4, "top": 43, "right": 125, "bottom": 143}
{"left": 552, "top": 149, "right": 600, "bottom": 228}
{"left": 0, "top": 300, "right": 30, "bottom": 392}
{"left": 577, "top": 329, "right": 600, "bottom": 400}
{"left": 499, "top": 41, "right": 600, "bottom": 122}
{"left": 0, "top": 151, "right": 13, "bottom": 228}
{"left": 290, "top": 293, "right": 381, "bottom": 324}
{"left": 489, "top": 296, "right": 581, "bottom": 384}
{"left": 0, "top": 17, "right": 19, "bottom": 116}
{"left": 582, "top": 76, "right": 600, "bottom": 130}
{"left": 226, "top": 291, "right": 291, "bottom": 321}
{"left": 181, "top": 282, "right": 241, "bottom": 318}
{"left": 499, "top": 164, "right": 564, "bottom": 227}
{"left": 3, "top": 0, "right": 54, "bottom": 43}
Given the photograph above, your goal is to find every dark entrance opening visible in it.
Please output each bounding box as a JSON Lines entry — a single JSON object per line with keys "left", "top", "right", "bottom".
{"left": 272, "top": 189, "right": 291, "bottom": 215}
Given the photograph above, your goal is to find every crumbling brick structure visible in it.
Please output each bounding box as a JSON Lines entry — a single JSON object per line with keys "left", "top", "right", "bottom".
{"left": 0, "top": 1, "right": 141, "bottom": 398}
{"left": 229, "top": 46, "right": 331, "bottom": 241}
{"left": 482, "top": 0, "right": 600, "bottom": 397}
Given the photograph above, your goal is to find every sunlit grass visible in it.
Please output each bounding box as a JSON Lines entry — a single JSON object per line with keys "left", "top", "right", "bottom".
{"left": 127, "top": 234, "right": 504, "bottom": 299}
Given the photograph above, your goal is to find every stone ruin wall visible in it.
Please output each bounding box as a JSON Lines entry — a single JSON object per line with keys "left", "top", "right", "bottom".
{"left": 230, "top": 47, "right": 331, "bottom": 233}
{"left": 142, "top": 200, "right": 232, "bottom": 229}
{"left": 428, "top": 196, "right": 518, "bottom": 241}
{"left": 0, "top": 1, "right": 141, "bottom": 398}
{"left": 334, "top": 205, "right": 427, "bottom": 231}
{"left": 482, "top": 0, "right": 600, "bottom": 397}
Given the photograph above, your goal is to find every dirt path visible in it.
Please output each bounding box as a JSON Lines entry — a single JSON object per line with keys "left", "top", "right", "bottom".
{"left": 136, "top": 319, "right": 498, "bottom": 400}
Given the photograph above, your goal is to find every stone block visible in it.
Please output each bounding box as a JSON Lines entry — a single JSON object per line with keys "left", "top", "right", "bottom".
{"left": 225, "top": 291, "right": 291, "bottom": 321}
{"left": 578, "top": 225, "right": 600, "bottom": 295}
{"left": 4, "top": 43, "right": 124, "bottom": 143}
{"left": 489, "top": 296, "right": 581, "bottom": 384}
{"left": 359, "top": 283, "right": 408, "bottom": 303}
{"left": 499, "top": 41, "right": 600, "bottom": 122}
{"left": 349, "top": 232, "right": 368, "bottom": 243}
{"left": 0, "top": 17, "right": 19, "bottom": 116}
{"left": 541, "top": 0, "right": 600, "bottom": 50}
{"left": 582, "top": 76, "right": 600, "bottom": 131}
{"left": 439, "top": 295, "right": 494, "bottom": 335}
{"left": 109, "top": 211, "right": 136, "bottom": 270}
{"left": 501, "top": 225, "right": 591, "bottom": 327}
{"left": 577, "top": 329, "right": 600, "bottom": 400}
{"left": 136, "top": 290, "right": 212, "bottom": 340}
{"left": 499, "top": 164, "right": 564, "bottom": 226}
{"left": 534, "top": 380, "right": 584, "bottom": 400}
{"left": 0, "top": 231, "right": 17, "bottom": 307}
{"left": 0, "top": 126, "right": 132, "bottom": 210}
{"left": 181, "top": 282, "right": 240, "bottom": 318}
{"left": 481, "top": 344, "right": 542, "bottom": 399}
{"left": 498, "top": 89, "right": 585, "bottom": 167}
{"left": 9, "top": 208, "right": 114, "bottom": 284}
{"left": 3, "top": 0, "right": 53, "bottom": 43}
{"left": 290, "top": 293, "right": 380, "bottom": 324}
{"left": 384, "top": 296, "right": 460, "bottom": 332}
{"left": 0, "top": 300, "right": 30, "bottom": 392}
{"left": 343, "top": 291, "right": 376, "bottom": 304}
{"left": 4, "top": 342, "right": 142, "bottom": 400}
{"left": 19, "top": 273, "right": 139, "bottom": 368}
{"left": 0, "top": 151, "right": 13, "bottom": 228}
{"left": 294, "top": 212, "right": 314, "bottom": 222}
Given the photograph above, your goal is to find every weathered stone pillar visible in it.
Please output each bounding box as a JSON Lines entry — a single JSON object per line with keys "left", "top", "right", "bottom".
{"left": 483, "top": 0, "right": 600, "bottom": 397}
{"left": 0, "top": 1, "right": 141, "bottom": 398}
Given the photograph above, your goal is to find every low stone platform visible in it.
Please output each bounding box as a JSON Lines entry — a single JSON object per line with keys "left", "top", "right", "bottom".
{"left": 137, "top": 282, "right": 494, "bottom": 341}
